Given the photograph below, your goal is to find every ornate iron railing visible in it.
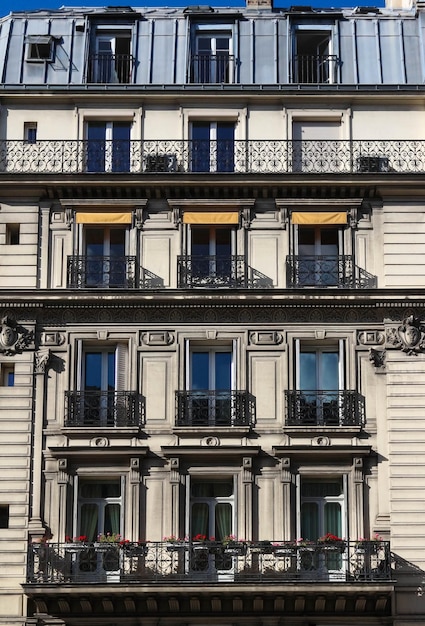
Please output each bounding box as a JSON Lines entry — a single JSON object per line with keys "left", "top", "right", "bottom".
{"left": 286, "top": 255, "right": 377, "bottom": 289}
{"left": 175, "top": 390, "right": 253, "bottom": 427}
{"left": 27, "top": 540, "right": 392, "bottom": 584}
{"left": 177, "top": 255, "right": 272, "bottom": 288}
{"left": 293, "top": 54, "right": 338, "bottom": 83}
{"left": 87, "top": 53, "right": 135, "bottom": 83}
{"left": 285, "top": 390, "right": 365, "bottom": 427}
{"left": 189, "top": 54, "right": 235, "bottom": 83}
{"left": 2, "top": 139, "right": 425, "bottom": 174}
{"left": 66, "top": 256, "right": 163, "bottom": 289}
{"left": 65, "top": 391, "right": 144, "bottom": 427}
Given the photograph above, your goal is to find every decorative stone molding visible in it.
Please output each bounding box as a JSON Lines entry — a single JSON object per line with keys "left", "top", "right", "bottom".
{"left": 358, "top": 330, "right": 385, "bottom": 346}
{"left": 201, "top": 436, "right": 220, "bottom": 447}
{"left": 35, "top": 348, "right": 51, "bottom": 374}
{"left": 41, "top": 332, "right": 65, "bottom": 346}
{"left": 386, "top": 314, "right": 425, "bottom": 355}
{"left": 242, "top": 456, "right": 253, "bottom": 483}
{"left": 312, "top": 436, "right": 330, "bottom": 447}
{"left": 249, "top": 331, "right": 283, "bottom": 345}
{"left": 130, "top": 457, "right": 140, "bottom": 484}
{"left": 141, "top": 331, "right": 175, "bottom": 346}
{"left": 280, "top": 457, "right": 291, "bottom": 483}
{"left": 0, "top": 316, "right": 33, "bottom": 355}
{"left": 169, "top": 457, "right": 180, "bottom": 484}
{"left": 90, "top": 437, "right": 109, "bottom": 447}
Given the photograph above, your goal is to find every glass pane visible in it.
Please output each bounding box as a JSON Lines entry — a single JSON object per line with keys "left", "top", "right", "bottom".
{"left": 192, "top": 502, "right": 209, "bottom": 536}
{"left": 300, "top": 352, "right": 316, "bottom": 390}
{"left": 80, "top": 480, "right": 121, "bottom": 499}
{"left": 109, "top": 229, "right": 126, "bottom": 257}
{"left": 198, "top": 37, "right": 212, "bottom": 54}
{"left": 301, "top": 502, "right": 319, "bottom": 540}
{"left": 320, "top": 228, "right": 339, "bottom": 255}
{"left": 215, "top": 228, "right": 232, "bottom": 257}
{"left": 191, "top": 352, "right": 209, "bottom": 390}
{"left": 86, "top": 229, "right": 104, "bottom": 256}
{"left": 85, "top": 353, "right": 102, "bottom": 390}
{"left": 87, "top": 122, "right": 106, "bottom": 142}
{"left": 217, "top": 123, "right": 234, "bottom": 173}
{"left": 215, "top": 352, "right": 231, "bottom": 390}
{"left": 324, "top": 502, "right": 342, "bottom": 536}
{"left": 80, "top": 503, "right": 98, "bottom": 541}
{"left": 192, "top": 228, "right": 210, "bottom": 256}
{"left": 302, "top": 480, "right": 342, "bottom": 497}
{"left": 107, "top": 352, "right": 115, "bottom": 390}
{"left": 112, "top": 122, "right": 131, "bottom": 172}
{"left": 216, "top": 37, "right": 230, "bottom": 53}
{"left": 320, "top": 352, "right": 339, "bottom": 390}
{"left": 298, "top": 227, "right": 315, "bottom": 255}
{"left": 215, "top": 503, "right": 232, "bottom": 540}
{"left": 104, "top": 503, "right": 121, "bottom": 535}
{"left": 192, "top": 480, "right": 233, "bottom": 498}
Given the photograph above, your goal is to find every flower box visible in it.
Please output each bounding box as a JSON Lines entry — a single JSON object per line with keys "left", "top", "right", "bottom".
{"left": 223, "top": 542, "right": 247, "bottom": 556}
{"left": 64, "top": 543, "right": 88, "bottom": 554}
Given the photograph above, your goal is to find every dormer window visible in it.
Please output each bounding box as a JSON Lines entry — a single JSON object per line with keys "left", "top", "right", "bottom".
{"left": 189, "top": 25, "right": 235, "bottom": 84}
{"left": 26, "top": 35, "right": 55, "bottom": 62}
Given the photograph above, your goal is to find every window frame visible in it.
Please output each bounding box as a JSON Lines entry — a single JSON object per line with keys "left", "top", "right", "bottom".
{"left": 26, "top": 35, "right": 55, "bottom": 63}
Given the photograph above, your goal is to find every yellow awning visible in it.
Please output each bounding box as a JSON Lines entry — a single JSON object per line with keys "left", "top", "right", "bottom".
{"left": 76, "top": 212, "right": 132, "bottom": 224}
{"left": 183, "top": 211, "right": 239, "bottom": 225}
{"left": 291, "top": 211, "right": 347, "bottom": 225}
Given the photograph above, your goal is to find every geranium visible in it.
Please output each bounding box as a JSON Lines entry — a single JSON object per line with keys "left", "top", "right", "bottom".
{"left": 192, "top": 534, "right": 207, "bottom": 541}
{"left": 318, "top": 533, "right": 344, "bottom": 543}
{"left": 65, "top": 535, "right": 88, "bottom": 543}
{"left": 97, "top": 532, "right": 121, "bottom": 543}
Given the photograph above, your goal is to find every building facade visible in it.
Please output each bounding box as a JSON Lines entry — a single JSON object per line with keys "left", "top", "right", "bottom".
{"left": 0, "top": 0, "right": 425, "bottom": 624}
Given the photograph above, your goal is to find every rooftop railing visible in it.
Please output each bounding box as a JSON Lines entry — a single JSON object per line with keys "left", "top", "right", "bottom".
{"left": 293, "top": 54, "right": 338, "bottom": 83}
{"left": 177, "top": 255, "right": 273, "bottom": 288}
{"left": 285, "top": 390, "right": 365, "bottom": 427}
{"left": 87, "top": 53, "right": 135, "bottom": 83}
{"left": 27, "top": 539, "right": 392, "bottom": 584}
{"left": 2, "top": 139, "right": 425, "bottom": 174}
{"left": 286, "top": 255, "right": 377, "bottom": 289}
{"left": 189, "top": 54, "right": 235, "bottom": 83}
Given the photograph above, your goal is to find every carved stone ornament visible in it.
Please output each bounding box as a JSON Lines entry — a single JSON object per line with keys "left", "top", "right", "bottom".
{"left": 369, "top": 348, "right": 386, "bottom": 368}
{"left": 0, "top": 316, "right": 33, "bottom": 355}
{"left": 35, "top": 348, "right": 51, "bottom": 374}
{"left": 386, "top": 315, "right": 425, "bottom": 355}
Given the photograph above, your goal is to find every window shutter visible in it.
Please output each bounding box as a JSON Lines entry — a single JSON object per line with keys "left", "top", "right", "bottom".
{"left": 115, "top": 343, "right": 128, "bottom": 391}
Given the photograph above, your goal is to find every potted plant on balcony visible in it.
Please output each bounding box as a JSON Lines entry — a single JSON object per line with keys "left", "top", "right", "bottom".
{"left": 64, "top": 535, "right": 89, "bottom": 553}
{"left": 249, "top": 540, "right": 274, "bottom": 554}
{"left": 355, "top": 534, "right": 382, "bottom": 554}
{"left": 120, "top": 539, "right": 148, "bottom": 557}
{"left": 191, "top": 534, "right": 209, "bottom": 553}
{"left": 94, "top": 532, "right": 122, "bottom": 552}
{"left": 222, "top": 535, "right": 247, "bottom": 556}
{"left": 272, "top": 541, "right": 298, "bottom": 556}
{"left": 317, "top": 533, "right": 346, "bottom": 553}
{"left": 164, "top": 535, "right": 189, "bottom": 551}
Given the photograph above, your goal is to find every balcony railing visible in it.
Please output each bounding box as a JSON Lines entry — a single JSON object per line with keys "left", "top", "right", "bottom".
{"left": 177, "top": 255, "right": 272, "bottom": 288}
{"left": 65, "top": 391, "right": 144, "bottom": 427}
{"left": 27, "top": 539, "right": 392, "bottom": 584}
{"left": 293, "top": 54, "right": 338, "bottom": 83}
{"left": 67, "top": 256, "right": 163, "bottom": 289}
{"left": 87, "top": 53, "right": 134, "bottom": 83}
{"left": 189, "top": 54, "right": 235, "bottom": 83}
{"left": 286, "top": 255, "right": 377, "bottom": 289}
{"left": 285, "top": 390, "right": 365, "bottom": 427}
{"left": 175, "top": 390, "right": 253, "bottom": 427}
{"left": 3, "top": 139, "right": 425, "bottom": 174}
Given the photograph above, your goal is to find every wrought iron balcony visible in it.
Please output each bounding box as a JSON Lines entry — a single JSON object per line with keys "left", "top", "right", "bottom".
{"left": 175, "top": 390, "right": 253, "bottom": 427}
{"left": 286, "top": 255, "right": 377, "bottom": 289}
{"left": 293, "top": 54, "right": 338, "bottom": 83}
{"left": 189, "top": 54, "right": 236, "bottom": 83}
{"left": 177, "top": 255, "right": 272, "bottom": 288}
{"left": 67, "top": 256, "right": 162, "bottom": 289}
{"left": 87, "top": 53, "right": 135, "bottom": 83}
{"left": 285, "top": 390, "right": 365, "bottom": 427}
{"left": 2, "top": 139, "right": 425, "bottom": 174}
{"left": 27, "top": 539, "right": 392, "bottom": 584}
{"left": 65, "top": 391, "right": 144, "bottom": 427}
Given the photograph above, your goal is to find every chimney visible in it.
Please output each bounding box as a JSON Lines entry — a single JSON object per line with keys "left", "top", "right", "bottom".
{"left": 385, "top": 0, "right": 415, "bottom": 8}
{"left": 246, "top": 0, "right": 273, "bottom": 10}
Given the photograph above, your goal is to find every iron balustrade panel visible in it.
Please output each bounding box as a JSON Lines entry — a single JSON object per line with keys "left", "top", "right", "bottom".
{"left": 2, "top": 139, "right": 425, "bottom": 173}
{"left": 177, "top": 255, "right": 272, "bottom": 288}
{"left": 65, "top": 391, "right": 143, "bottom": 427}
{"left": 286, "top": 255, "right": 376, "bottom": 289}
{"left": 285, "top": 390, "right": 365, "bottom": 427}
{"left": 87, "top": 54, "right": 135, "bottom": 83}
{"left": 293, "top": 54, "right": 338, "bottom": 83}
{"left": 27, "top": 540, "right": 392, "bottom": 584}
{"left": 67, "top": 256, "right": 137, "bottom": 288}
{"left": 175, "top": 390, "right": 252, "bottom": 427}
{"left": 189, "top": 54, "right": 235, "bottom": 83}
